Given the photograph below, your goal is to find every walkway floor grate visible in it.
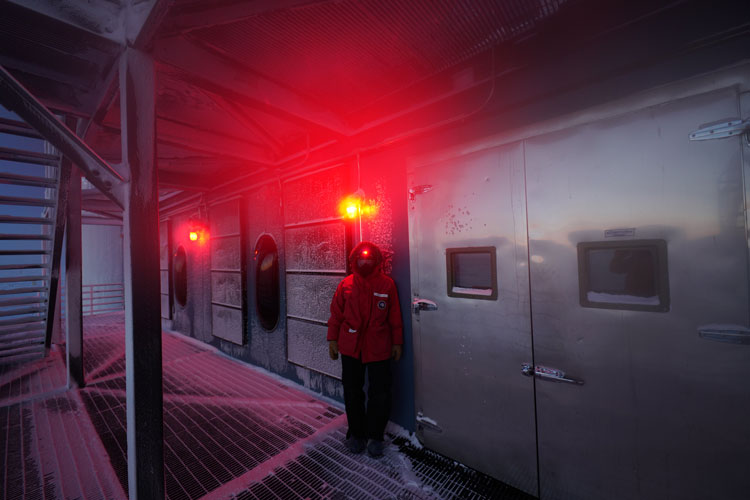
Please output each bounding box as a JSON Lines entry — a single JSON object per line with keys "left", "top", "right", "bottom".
{"left": 2, "top": 312, "right": 535, "bottom": 500}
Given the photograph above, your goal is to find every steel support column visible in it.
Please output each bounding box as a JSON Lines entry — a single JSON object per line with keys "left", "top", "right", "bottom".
{"left": 65, "top": 171, "right": 84, "bottom": 388}
{"left": 120, "top": 48, "right": 164, "bottom": 500}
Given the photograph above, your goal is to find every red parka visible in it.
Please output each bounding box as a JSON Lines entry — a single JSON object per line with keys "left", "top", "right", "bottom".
{"left": 327, "top": 243, "right": 403, "bottom": 363}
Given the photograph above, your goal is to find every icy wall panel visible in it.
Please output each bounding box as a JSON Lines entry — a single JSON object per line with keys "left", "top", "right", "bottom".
{"left": 282, "top": 166, "right": 349, "bottom": 225}
{"left": 286, "top": 274, "right": 340, "bottom": 322}
{"left": 159, "top": 222, "right": 170, "bottom": 320}
{"left": 284, "top": 223, "right": 347, "bottom": 271}
{"left": 160, "top": 270, "right": 169, "bottom": 294}
{"left": 209, "top": 200, "right": 240, "bottom": 236}
{"left": 211, "top": 304, "right": 243, "bottom": 344}
{"left": 210, "top": 236, "right": 241, "bottom": 270}
{"left": 170, "top": 212, "right": 212, "bottom": 343}
{"left": 159, "top": 222, "right": 169, "bottom": 267}
{"left": 244, "top": 183, "right": 290, "bottom": 374}
{"left": 287, "top": 319, "right": 341, "bottom": 379}
{"left": 211, "top": 272, "right": 242, "bottom": 307}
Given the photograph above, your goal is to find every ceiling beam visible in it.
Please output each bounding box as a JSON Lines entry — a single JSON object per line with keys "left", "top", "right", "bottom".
{"left": 157, "top": 171, "right": 210, "bottom": 192}
{"left": 157, "top": 116, "right": 273, "bottom": 163}
{"left": 162, "top": 0, "right": 328, "bottom": 36}
{"left": 129, "top": 0, "right": 175, "bottom": 50}
{"left": 154, "top": 36, "right": 351, "bottom": 136}
{"left": 81, "top": 198, "right": 122, "bottom": 212}
{"left": 6, "top": 0, "right": 123, "bottom": 43}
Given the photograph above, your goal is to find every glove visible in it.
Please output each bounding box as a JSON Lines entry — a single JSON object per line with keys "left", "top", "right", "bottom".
{"left": 391, "top": 344, "right": 402, "bottom": 362}
{"left": 329, "top": 340, "right": 339, "bottom": 360}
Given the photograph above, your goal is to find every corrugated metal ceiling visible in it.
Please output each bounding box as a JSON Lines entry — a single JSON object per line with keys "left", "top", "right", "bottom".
{"left": 188, "top": 0, "right": 569, "bottom": 116}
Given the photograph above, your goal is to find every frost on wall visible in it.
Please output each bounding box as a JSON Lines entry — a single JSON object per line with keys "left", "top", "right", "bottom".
{"left": 282, "top": 167, "right": 349, "bottom": 224}
{"left": 211, "top": 272, "right": 242, "bottom": 306}
{"left": 159, "top": 222, "right": 170, "bottom": 320}
{"left": 364, "top": 180, "right": 395, "bottom": 275}
{"left": 285, "top": 223, "right": 347, "bottom": 272}
{"left": 283, "top": 165, "right": 352, "bottom": 381}
{"left": 245, "top": 183, "right": 288, "bottom": 375}
{"left": 286, "top": 274, "right": 339, "bottom": 322}
{"left": 170, "top": 212, "right": 212, "bottom": 343}
{"left": 288, "top": 319, "right": 342, "bottom": 379}
{"left": 209, "top": 199, "right": 244, "bottom": 345}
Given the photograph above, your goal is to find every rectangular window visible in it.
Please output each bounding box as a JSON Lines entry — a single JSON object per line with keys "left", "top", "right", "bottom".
{"left": 578, "top": 240, "right": 669, "bottom": 312}
{"left": 446, "top": 247, "right": 498, "bottom": 300}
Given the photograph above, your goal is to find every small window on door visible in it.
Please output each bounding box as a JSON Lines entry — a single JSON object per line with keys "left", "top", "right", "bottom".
{"left": 578, "top": 239, "right": 669, "bottom": 312}
{"left": 446, "top": 247, "right": 498, "bottom": 300}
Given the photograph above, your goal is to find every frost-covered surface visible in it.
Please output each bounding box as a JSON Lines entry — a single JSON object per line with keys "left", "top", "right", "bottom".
{"left": 452, "top": 286, "right": 493, "bottom": 296}
{"left": 587, "top": 291, "right": 659, "bottom": 305}
{"left": 228, "top": 425, "right": 531, "bottom": 500}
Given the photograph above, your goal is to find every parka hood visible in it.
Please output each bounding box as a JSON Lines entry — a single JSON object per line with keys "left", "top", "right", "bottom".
{"left": 349, "top": 241, "right": 384, "bottom": 276}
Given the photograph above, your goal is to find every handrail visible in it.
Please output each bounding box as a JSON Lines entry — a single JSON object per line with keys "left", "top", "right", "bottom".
{"left": 61, "top": 283, "right": 124, "bottom": 317}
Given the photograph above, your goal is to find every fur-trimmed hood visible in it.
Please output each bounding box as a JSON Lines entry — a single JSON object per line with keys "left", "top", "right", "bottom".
{"left": 348, "top": 241, "right": 383, "bottom": 274}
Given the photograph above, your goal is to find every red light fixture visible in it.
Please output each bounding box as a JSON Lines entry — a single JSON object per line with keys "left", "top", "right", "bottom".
{"left": 339, "top": 189, "right": 377, "bottom": 220}
{"left": 187, "top": 219, "right": 209, "bottom": 245}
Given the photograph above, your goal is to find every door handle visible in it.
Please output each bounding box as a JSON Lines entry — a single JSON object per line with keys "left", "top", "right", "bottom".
{"left": 698, "top": 326, "right": 750, "bottom": 345}
{"left": 521, "top": 362, "right": 584, "bottom": 385}
{"left": 412, "top": 298, "right": 438, "bottom": 314}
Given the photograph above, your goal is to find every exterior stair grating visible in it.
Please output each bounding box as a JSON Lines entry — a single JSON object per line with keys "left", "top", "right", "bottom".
{"left": 0, "top": 264, "right": 46, "bottom": 270}
{"left": 0, "top": 315, "right": 46, "bottom": 328}
{"left": 0, "top": 117, "right": 42, "bottom": 138}
{"left": 0, "top": 250, "right": 51, "bottom": 256}
{"left": 0, "top": 287, "right": 48, "bottom": 296}
{"left": 0, "top": 343, "right": 45, "bottom": 359}
{"left": 0, "top": 297, "right": 48, "bottom": 307}
{"left": 0, "top": 329, "right": 45, "bottom": 342}
{"left": 0, "top": 195, "right": 56, "bottom": 207}
{"left": 0, "top": 116, "right": 62, "bottom": 366}
{"left": 0, "top": 306, "right": 48, "bottom": 317}
{"left": 0, "top": 234, "right": 53, "bottom": 241}
{"left": 0, "top": 172, "right": 57, "bottom": 187}
{"left": 0, "top": 322, "right": 47, "bottom": 335}
{"left": 0, "top": 276, "right": 50, "bottom": 283}
{"left": 0, "top": 215, "right": 53, "bottom": 224}
{"left": 0, "top": 146, "right": 59, "bottom": 166}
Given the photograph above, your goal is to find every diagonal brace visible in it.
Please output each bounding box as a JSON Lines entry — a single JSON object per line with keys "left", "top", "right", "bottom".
{"left": 0, "top": 65, "right": 127, "bottom": 208}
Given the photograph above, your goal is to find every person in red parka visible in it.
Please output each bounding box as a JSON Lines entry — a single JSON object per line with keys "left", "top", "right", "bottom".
{"left": 327, "top": 241, "right": 403, "bottom": 457}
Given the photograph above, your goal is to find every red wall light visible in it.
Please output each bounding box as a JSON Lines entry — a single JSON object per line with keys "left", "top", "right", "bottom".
{"left": 187, "top": 224, "right": 208, "bottom": 245}
{"left": 339, "top": 190, "right": 378, "bottom": 220}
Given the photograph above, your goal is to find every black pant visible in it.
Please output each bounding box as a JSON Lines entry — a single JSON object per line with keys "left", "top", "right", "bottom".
{"left": 341, "top": 355, "right": 391, "bottom": 441}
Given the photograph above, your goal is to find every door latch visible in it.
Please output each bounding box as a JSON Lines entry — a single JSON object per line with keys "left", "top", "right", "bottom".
{"left": 413, "top": 298, "right": 438, "bottom": 315}
{"left": 521, "top": 362, "right": 584, "bottom": 385}
{"left": 408, "top": 184, "right": 433, "bottom": 201}
{"left": 416, "top": 412, "right": 443, "bottom": 433}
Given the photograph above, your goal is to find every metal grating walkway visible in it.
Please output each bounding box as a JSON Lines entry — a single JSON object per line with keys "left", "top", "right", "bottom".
{"left": 1, "top": 312, "right": 532, "bottom": 499}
